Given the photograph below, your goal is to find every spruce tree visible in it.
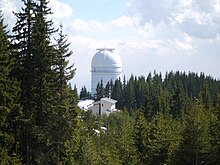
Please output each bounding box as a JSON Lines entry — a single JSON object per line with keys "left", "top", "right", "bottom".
{"left": 170, "top": 80, "right": 185, "bottom": 118}
{"left": 133, "top": 110, "right": 148, "bottom": 164}
{"left": 209, "top": 93, "right": 220, "bottom": 164}
{"left": 0, "top": 11, "right": 21, "bottom": 163}
{"left": 51, "top": 24, "right": 79, "bottom": 164}
{"left": 80, "top": 86, "right": 90, "bottom": 99}
{"left": 172, "top": 101, "right": 211, "bottom": 164}
{"left": 95, "top": 80, "right": 104, "bottom": 100}
{"left": 11, "top": 0, "right": 37, "bottom": 163}
{"left": 111, "top": 78, "right": 122, "bottom": 107}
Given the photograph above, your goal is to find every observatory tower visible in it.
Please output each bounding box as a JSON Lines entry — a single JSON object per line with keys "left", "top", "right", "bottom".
{"left": 91, "top": 48, "right": 122, "bottom": 96}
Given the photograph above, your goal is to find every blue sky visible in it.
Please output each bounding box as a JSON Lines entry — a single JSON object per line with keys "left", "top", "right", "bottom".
{"left": 1, "top": 0, "right": 220, "bottom": 91}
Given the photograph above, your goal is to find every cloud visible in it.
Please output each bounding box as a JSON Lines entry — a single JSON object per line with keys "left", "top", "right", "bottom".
{"left": 70, "top": 19, "right": 107, "bottom": 33}
{"left": 49, "top": 0, "right": 73, "bottom": 18}
{"left": 0, "top": 0, "right": 22, "bottom": 29}
{"left": 71, "top": 19, "right": 90, "bottom": 31}
{"left": 129, "top": 0, "right": 220, "bottom": 39}
{"left": 112, "top": 16, "right": 134, "bottom": 27}
{"left": 91, "top": 20, "right": 107, "bottom": 31}
{"left": 0, "top": 0, "right": 73, "bottom": 29}
{"left": 178, "top": 18, "right": 219, "bottom": 39}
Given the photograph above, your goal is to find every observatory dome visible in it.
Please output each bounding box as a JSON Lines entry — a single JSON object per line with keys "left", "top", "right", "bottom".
{"left": 91, "top": 48, "right": 122, "bottom": 96}
{"left": 91, "top": 48, "right": 122, "bottom": 68}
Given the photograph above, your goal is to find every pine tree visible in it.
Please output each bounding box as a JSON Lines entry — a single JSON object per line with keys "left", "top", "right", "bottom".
{"left": 0, "top": 11, "right": 21, "bottom": 163}
{"left": 133, "top": 110, "right": 148, "bottom": 164}
{"left": 209, "top": 93, "right": 220, "bottom": 164}
{"left": 144, "top": 113, "right": 181, "bottom": 165}
{"left": 199, "top": 82, "right": 212, "bottom": 111}
{"left": 13, "top": 0, "right": 64, "bottom": 163}
{"left": 11, "top": 1, "right": 36, "bottom": 163}
{"left": 80, "top": 86, "right": 90, "bottom": 99}
{"left": 125, "top": 75, "right": 135, "bottom": 111}
{"left": 23, "top": 0, "right": 59, "bottom": 163}
{"left": 111, "top": 78, "right": 122, "bottom": 107}
{"left": 50, "top": 24, "right": 79, "bottom": 164}
{"left": 104, "top": 81, "right": 111, "bottom": 98}
{"left": 172, "top": 101, "right": 211, "bottom": 165}
{"left": 95, "top": 80, "right": 104, "bottom": 100}
{"left": 170, "top": 80, "right": 185, "bottom": 118}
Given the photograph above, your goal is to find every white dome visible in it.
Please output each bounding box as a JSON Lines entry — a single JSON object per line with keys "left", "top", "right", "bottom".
{"left": 91, "top": 48, "right": 123, "bottom": 96}
{"left": 91, "top": 48, "right": 122, "bottom": 68}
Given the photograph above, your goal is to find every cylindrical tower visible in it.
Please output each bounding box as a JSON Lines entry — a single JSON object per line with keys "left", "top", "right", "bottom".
{"left": 91, "top": 48, "right": 122, "bottom": 96}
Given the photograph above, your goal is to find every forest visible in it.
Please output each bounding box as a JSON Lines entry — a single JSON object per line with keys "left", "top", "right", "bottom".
{"left": 1, "top": 0, "right": 220, "bottom": 164}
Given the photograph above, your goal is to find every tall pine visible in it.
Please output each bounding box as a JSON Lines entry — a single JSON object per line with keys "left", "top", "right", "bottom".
{"left": 51, "top": 24, "right": 79, "bottom": 164}
{"left": 0, "top": 11, "right": 21, "bottom": 163}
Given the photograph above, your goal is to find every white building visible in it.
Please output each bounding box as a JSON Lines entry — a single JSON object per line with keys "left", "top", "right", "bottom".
{"left": 78, "top": 99, "right": 95, "bottom": 111}
{"left": 91, "top": 48, "right": 122, "bottom": 96}
{"left": 78, "top": 98, "right": 118, "bottom": 116}
{"left": 88, "top": 98, "right": 118, "bottom": 116}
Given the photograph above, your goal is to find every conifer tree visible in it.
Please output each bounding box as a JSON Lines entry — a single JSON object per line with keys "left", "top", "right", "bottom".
{"left": 209, "top": 93, "right": 220, "bottom": 164}
{"left": 133, "top": 110, "right": 148, "bottom": 164}
{"left": 11, "top": 1, "right": 36, "bottom": 162}
{"left": 172, "top": 101, "right": 211, "bottom": 164}
{"left": 199, "top": 82, "right": 212, "bottom": 111}
{"left": 51, "top": 24, "right": 79, "bottom": 164}
{"left": 95, "top": 80, "right": 104, "bottom": 100}
{"left": 22, "top": 0, "right": 59, "bottom": 163}
{"left": 0, "top": 11, "right": 21, "bottom": 163}
{"left": 170, "top": 81, "right": 185, "bottom": 118}
{"left": 104, "top": 81, "right": 111, "bottom": 98}
{"left": 144, "top": 113, "right": 181, "bottom": 165}
{"left": 111, "top": 78, "right": 122, "bottom": 107}
{"left": 80, "top": 85, "right": 90, "bottom": 99}
{"left": 125, "top": 75, "right": 135, "bottom": 111}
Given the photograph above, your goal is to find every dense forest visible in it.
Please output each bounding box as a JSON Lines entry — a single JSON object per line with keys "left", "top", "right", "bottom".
{"left": 1, "top": 0, "right": 220, "bottom": 164}
{"left": 79, "top": 72, "right": 220, "bottom": 165}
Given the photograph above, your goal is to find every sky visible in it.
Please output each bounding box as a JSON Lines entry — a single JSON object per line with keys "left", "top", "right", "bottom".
{"left": 1, "top": 0, "right": 220, "bottom": 91}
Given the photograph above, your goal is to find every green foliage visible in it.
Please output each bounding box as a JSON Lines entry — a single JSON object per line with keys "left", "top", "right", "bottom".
{"left": 209, "top": 93, "right": 220, "bottom": 164}
{"left": 145, "top": 113, "right": 181, "bottom": 165}
{"left": 95, "top": 80, "right": 105, "bottom": 101}
{"left": 105, "top": 111, "right": 136, "bottom": 164}
{"left": 80, "top": 86, "right": 91, "bottom": 99}
{"left": 170, "top": 80, "right": 185, "bottom": 118}
{"left": 133, "top": 110, "right": 148, "bottom": 164}
{"left": 172, "top": 101, "right": 212, "bottom": 165}
{"left": 100, "top": 71, "right": 219, "bottom": 119}
{"left": 0, "top": 11, "right": 21, "bottom": 164}
{"left": 1, "top": 0, "right": 220, "bottom": 164}
{"left": 134, "top": 111, "right": 181, "bottom": 165}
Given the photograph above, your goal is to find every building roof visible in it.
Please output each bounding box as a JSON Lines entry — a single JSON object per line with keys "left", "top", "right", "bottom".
{"left": 101, "top": 97, "right": 117, "bottom": 104}
{"left": 91, "top": 48, "right": 122, "bottom": 68}
{"left": 78, "top": 99, "right": 94, "bottom": 111}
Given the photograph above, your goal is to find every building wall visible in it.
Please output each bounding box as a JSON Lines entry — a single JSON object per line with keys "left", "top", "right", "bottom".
{"left": 91, "top": 68, "right": 122, "bottom": 96}
{"left": 89, "top": 103, "right": 101, "bottom": 116}
{"left": 88, "top": 99, "right": 116, "bottom": 116}
{"left": 101, "top": 99, "right": 115, "bottom": 113}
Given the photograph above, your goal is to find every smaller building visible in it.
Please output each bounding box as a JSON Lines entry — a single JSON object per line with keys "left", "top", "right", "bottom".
{"left": 78, "top": 99, "right": 94, "bottom": 111}
{"left": 89, "top": 98, "right": 118, "bottom": 116}
{"left": 78, "top": 97, "right": 118, "bottom": 116}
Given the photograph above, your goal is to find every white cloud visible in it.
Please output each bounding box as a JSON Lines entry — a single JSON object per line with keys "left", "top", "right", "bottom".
{"left": 0, "top": 0, "right": 21, "bottom": 29}
{"left": 91, "top": 20, "right": 107, "bottom": 31}
{"left": 129, "top": 0, "right": 220, "bottom": 39}
{"left": 214, "top": 0, "right": 220, "bottom": 13}
{"left": 49, "top": 0, "right": 72, "bottom": 18}
{"left": 70, "top": 19, "right": 107, "bottom": 33}
{"left": 173, "top": 39, "right": 193, "bottom": 51}
{"left": 112, "top": 16, "right": 134, "bottom": 27}
{"left": 71, "top": 19, "right": 89, "bottom": 31}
